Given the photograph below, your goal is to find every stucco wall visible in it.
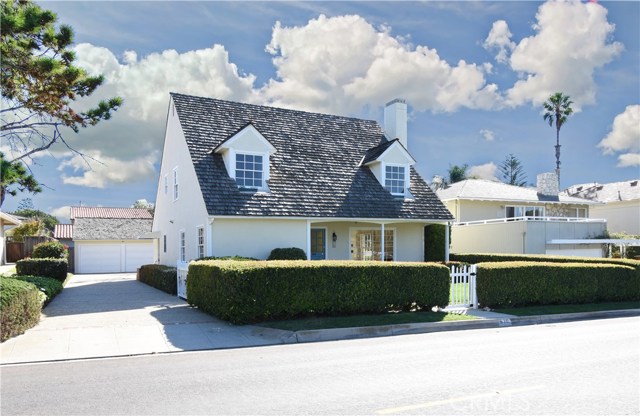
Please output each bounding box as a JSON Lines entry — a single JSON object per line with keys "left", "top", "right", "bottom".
{"left": 451, "top": 220, "right": 606, "bottom": 255}
{"left": 211, "top": 218, "right": 307, "bottom": 260}
{"left": 590, "top": 201, "right": 639, "bottom": 234}
{"left": 153, "top": 98, "right": 210, "bottom": 266}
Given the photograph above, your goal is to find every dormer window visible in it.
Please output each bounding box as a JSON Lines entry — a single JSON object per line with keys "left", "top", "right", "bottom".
{"left": 385, "top": 165, "right": 406, "bottom": 195}
{"left": 213, "top": 123, "right": 277, "bottom": 192}
{"left": 235, "top": 153, "right": 263, "bottom": 189}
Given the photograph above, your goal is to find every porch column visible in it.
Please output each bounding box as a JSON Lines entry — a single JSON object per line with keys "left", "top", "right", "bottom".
{"left": 206, "top": 218, "right": 214, "bottom": 257}
{"left": 444, "top": 222, "right": 450, "bottom": 263}
{"left": 306, "top": 220, "right": 311, "bottom": 260}
{"left": 380, "top": 223, "right": 385, "bottom": 261}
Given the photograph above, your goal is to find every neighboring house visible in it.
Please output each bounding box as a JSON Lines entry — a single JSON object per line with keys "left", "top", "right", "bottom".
{"left": 564, "top": 179, "right": 640, "bottom": 235}
{"left": 436, "top": 173, "right": 606, "bottom": 257}
{"left": 153, "top": 94, "right": 453, "bottom": 264}
{"left": 69, "top": 207, "right": 155, "bottom": 274}
{"left": 53, "top": 224, "right": 74, "bottom": 248}
{"left": 0, "top": 211, "right": 22, "bottom": 265}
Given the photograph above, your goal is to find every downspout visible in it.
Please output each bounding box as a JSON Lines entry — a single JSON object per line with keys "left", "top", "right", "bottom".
{"left": 380, "top": 223, "right": 385, "bottom": 261}
{"left": 444, "top": 222, "right": 450, "bottom": 263}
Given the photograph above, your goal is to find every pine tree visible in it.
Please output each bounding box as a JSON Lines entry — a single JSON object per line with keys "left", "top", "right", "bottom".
{"left": 499, "top": 154, "right": 527, "bottom": 187}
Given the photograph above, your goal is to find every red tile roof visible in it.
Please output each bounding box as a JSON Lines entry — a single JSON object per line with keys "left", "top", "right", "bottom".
{"left": 53, "top": 224, "right": 73, "bottom": 239}
{"left": 70, "top": 207, "right": 153, "bottom": 220}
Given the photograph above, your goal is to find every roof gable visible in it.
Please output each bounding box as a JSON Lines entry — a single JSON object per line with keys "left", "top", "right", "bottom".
{"left": 213, "top": 123, "right": 277, "bottom": 155}
{"left": 169, "top": 93, "right": 453, "bottom": 221}
{"left": 362, "top": 139, "right": 416, "bottom": 166}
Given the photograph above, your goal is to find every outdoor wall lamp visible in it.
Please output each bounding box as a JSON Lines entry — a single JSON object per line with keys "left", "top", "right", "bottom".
{"left": 332, "top": 232, "right": 337, "bottom": 248}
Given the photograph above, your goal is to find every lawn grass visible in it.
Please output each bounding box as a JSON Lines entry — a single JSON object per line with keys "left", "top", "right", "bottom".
{"left": 495, "top": 301, "right": 640, "bottom": 316}
{"left": 257, "top": 310, "right": 476, "bottom": 332}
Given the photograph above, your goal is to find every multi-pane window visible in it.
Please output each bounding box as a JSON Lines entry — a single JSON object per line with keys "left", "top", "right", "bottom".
{"left": 173, "top": 168, "right": 179, "bottom": 201}
{"left": 506, "top": 206, "right": 545, "bottom": 219}
{"left": 197, "top": 227, "right": 205, "bottom": 259}
{"left": 385, "top": 165, "right": 406, "bottom": 195}
{"left": 235, "top": 153, "right": 263, "bottom": 189}
{"left": 179, "top": 231, "right": 186, "bottom": 262}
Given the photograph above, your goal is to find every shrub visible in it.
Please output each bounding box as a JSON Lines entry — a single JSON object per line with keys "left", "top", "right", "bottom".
{"left": 424, "top": 224, "right": 448, "bottom": 262}
{"left": 9, "top": 275, "right": 63, "bottom": 305}
{"left": 32, "top": 240, "right": 67, "bottom": 259}
{"left": 476, "top": 262, "right": 639, "bottom": 308}
{"left": 0, "top": 278, "right": 44, "bottom": 342}
{"left": 450, "top": 252, "right": 640, "bottom": 271}
{"left": 138, "top": 264, "right": 177, "bottom": 295}
{"left": 16, "top": 258, "right": 68, "bottom": 281}
{"left": 187, "top": 260, "right": 450, "bottom": 324}
{"left": 198, "top": 256, "right": 258, "bottom": 261}
{"left": 267, "top": 247, "right": 307, "bottom": 261}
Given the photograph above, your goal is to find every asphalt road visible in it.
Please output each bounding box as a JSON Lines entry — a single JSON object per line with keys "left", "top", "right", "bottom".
{"left": 2, "top": 317, "right": 639, "bottom": 415}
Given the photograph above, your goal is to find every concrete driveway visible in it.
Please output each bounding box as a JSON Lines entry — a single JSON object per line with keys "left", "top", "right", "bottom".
{"left": 0, "top": 273, "right": 292, "bottom": 364}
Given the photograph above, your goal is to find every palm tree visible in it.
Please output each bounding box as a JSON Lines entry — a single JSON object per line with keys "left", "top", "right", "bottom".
{"left": 543, "top": 92, "right": 573, "bottom": 186}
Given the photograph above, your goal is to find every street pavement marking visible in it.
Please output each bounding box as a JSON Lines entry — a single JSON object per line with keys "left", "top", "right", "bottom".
{"left": 375, "top": 385, "right": 546, "bottom": 415}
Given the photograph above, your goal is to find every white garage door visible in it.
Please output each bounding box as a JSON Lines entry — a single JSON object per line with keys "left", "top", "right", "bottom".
{"left": 76, "top": 242, "right": 153, "bottom": 274}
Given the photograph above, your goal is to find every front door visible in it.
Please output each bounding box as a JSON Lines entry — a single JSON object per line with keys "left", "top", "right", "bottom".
{"left": 310, "top": 228, "right": 326, "bottom": 260}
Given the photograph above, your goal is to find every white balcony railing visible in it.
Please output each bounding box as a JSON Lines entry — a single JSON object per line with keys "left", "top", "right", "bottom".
{"left": 455, "top": 216, "right": 606, "bottom": 226}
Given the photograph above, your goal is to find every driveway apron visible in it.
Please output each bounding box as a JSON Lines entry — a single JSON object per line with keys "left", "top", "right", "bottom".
{"left": 1, "top": 273, "right": 292, "bottom": 364}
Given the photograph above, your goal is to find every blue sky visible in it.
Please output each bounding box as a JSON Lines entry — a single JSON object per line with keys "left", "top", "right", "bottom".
{"left": 3, "top": 1, "right": 639, "bottom": 221}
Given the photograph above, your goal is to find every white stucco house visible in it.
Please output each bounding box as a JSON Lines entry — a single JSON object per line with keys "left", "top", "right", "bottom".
{"left": 152, "top": 94, "right": 454, "bottom": 265}
{"left": 436, "top": 173, "right": 607, "bottom": 257}
{"left": 564, "top": 179, "right": 640, "bottom": 235}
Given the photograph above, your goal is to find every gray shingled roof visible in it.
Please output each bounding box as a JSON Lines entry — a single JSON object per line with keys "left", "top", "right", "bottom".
{"left": 436, "top": 179, "right": 597, "bottom": 205}
{"left": 73, "top": 218, "right": 153, "bottom": 240}
{"left": 564, "top": 180, "right": 640, "bottom": 203}
{"left": 171, "top": 93, "right": 453, "bottom": 220}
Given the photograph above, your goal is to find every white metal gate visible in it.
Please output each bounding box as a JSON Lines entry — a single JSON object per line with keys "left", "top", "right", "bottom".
{"left": 177, "top": 261, "right": 188, "bottom": 299}
{"left": 449, "top": 264, "right": 478, "bottom": 309}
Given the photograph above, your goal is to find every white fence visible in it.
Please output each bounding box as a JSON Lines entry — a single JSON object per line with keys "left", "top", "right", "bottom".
{"left": 449, "top": 264, "right": 478, "bottom": 309}
{"left": 177, "top": 261, "right": 188, "bottom": 300}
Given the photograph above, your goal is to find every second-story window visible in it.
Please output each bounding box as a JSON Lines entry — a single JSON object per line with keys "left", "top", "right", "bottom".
{"left": 235, "top": 153, "right": 263, "bottom": 189}
{"left": 173, "top": 167, "right": 179, "bottom": 201}
{"left": 385, "top": 165, "right": 406, "bottom": 195}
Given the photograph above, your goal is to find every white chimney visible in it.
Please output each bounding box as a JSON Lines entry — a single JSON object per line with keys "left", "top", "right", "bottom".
{"left": 384, "top": 98, "right": 408, "bottom": 148}
{"left": 536, "top": 172, "right": 559, "bottom": 196}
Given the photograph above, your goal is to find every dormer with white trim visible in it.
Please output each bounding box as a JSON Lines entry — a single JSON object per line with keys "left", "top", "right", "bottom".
{"left": 362, "top": 139, "right": 416, "bottom": 198}
{"left": 213, "top": 123, "right": 277, "bottom": 192}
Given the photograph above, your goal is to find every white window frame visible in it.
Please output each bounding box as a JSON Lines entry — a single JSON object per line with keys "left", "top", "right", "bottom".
{"left": 172, "top": 167, "right": 179, "bottom": 201}
{"left": 179, "top": 230, "right": 186, "bottom": 262}
{"left": 196, "top": 226, "right": 205, "bottom": 259}
{"left": 348, "top": 227, "right": 397, "bottom": 261}
{"left": 163, "top": 174, "right": 168, "bottom": 195}
{"left": 505, "top": 205, "right": 545, "bottom": 218}
{"left": 384, "top": 163, "right": 408, "bottom": 196}
{"left": 234, "top": 151, "right": 268, "bottom": 191}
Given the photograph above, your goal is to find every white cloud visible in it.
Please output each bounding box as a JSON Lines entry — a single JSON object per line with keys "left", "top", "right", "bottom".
{"left": 598, "top": 105, "right": 640, "bottom": 153}
{"left": 469, "top": 162, "right": 498, "bottom": 181}
{"left": 49, "top": 206, "right": 72, "bottom": 222}
{"left": 262, "top": 14, "right": 501, "bottom": 114}
{"left": 504, "top": 0, "right": 623, "bottom": 110}
{"left": 480, "top": 129, "right": 495, "bottom": 142}
{"left": 58, "top": 151, "right": 158, "bottom": 188}
{"left": 483, "top": 20, "right": 515, "bottom": 64}
{"left": 617, "top": 153, "right": 640, "bottom": 168}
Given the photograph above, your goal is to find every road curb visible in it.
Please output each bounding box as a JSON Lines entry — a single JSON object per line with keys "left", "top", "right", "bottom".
{"left": 278, "top": 309, "right": 640, "bottom": 344}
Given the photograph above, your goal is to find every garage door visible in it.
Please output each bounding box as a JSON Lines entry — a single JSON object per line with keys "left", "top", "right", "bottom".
{"left": 76, "top": 242, "right": 153, "bottom": 274}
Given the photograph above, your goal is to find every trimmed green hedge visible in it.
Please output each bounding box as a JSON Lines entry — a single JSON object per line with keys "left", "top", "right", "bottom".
{"left": 476, "top": 262, "right": 640, "bottom": 308}
{"left": 16, "top": 258, "right": 68, "bottom": 281}
{"left": 0, "top": 278, "right": 44, "bottom": 342}
{"left": 187, "top": 260, "right": 450, "bottom": 324}
{"left": 32, "top": 241, "right": 67, "bottom": 259}
{"left": 424, "top": 224, "right": 448, "bottom": 262}
{"left": 9, "top": 275, "right": 63, "bottom": 305}
{"left": 451, "top": 252, "right": 640, "bottom": 271}
{"left": 267, "top": 247, "right": 307, "bottom": 260}
{"left": 138, "top": 264, "right": 177, "bottom": 295}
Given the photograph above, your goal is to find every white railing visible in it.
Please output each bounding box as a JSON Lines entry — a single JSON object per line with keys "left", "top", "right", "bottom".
{"left": 456, "top": 216, "right": 606, "bottom": 226}
{"left": 449, "top": 264, "right": 477, "bottom": 309}
{"left": 177, "top": 261, "right": 188, "bottom": 300}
